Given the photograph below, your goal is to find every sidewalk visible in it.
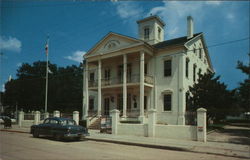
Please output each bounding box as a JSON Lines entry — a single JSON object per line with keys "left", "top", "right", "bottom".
{"left": 1, "top": 125, "right": 249, "bottom": 159}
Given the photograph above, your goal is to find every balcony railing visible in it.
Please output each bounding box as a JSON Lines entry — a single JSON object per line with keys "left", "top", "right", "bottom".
{"left": 89, "top": 74, "right": 153, "bottom": 88}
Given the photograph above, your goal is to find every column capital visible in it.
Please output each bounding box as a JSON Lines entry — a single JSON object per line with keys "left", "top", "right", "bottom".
{"left": 197, "top": 108, "right": 207, "bottom": 112}
{"left": 140, "top": 50, "right": 145, "bottom": 54}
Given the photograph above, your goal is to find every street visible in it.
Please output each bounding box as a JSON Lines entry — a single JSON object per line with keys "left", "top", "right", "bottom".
{"left": 0, "top": 131, "right": 247, "bottom": 160}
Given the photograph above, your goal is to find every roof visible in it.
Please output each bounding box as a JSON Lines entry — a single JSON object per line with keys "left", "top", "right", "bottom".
{"left": 137, "top": 15, "right": 165, "bottom": 26}
{"left": 153, "top": 33, "right": 202, "bottom": 49}
{"left": 84, "top": 31, "right": 144, "bottom": 58}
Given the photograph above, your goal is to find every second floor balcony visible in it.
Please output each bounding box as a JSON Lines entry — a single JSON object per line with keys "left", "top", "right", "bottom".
{"left": 89, "top": 74, "right": 154, "bottom": 88}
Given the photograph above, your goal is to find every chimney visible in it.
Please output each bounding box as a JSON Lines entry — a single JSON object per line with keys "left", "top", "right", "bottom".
{"left": 187, "top": 16, "right": 194, "bottom": 39}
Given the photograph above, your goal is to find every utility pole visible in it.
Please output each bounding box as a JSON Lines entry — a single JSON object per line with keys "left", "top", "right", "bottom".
{"left": 248, "top": 53, "right": 250, "bottom": 79}
{"left": 45, "top": 36, "right": 49, "bottom": 112}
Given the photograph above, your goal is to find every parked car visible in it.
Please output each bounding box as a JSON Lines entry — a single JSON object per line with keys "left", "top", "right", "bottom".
{"left": 0, "top": 116, "right": 12, "bottom": 128}
{"left": 30, "top": 117, "right": 89, "bottom": 141}
{"left": 0, "top": 116, "right": 16, "bottom": 124}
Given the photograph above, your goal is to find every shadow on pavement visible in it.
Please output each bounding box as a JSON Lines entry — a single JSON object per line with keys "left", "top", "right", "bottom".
{"left": 209, "top": 124, "right": 250, "bottom": 145}
{"left": 29, "top": 135, "right": 89, "bottom": 143}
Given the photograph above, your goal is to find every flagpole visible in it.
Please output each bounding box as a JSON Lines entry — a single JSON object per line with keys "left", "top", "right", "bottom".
{"left": 45, "top": 36, "right": 49, "bottom": 113}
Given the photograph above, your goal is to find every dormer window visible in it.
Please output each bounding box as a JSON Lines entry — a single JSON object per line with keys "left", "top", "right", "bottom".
{"left": 158, "top": 27, "right": 161, "bottom": 40}
{"left": 144, "top": 27, "right": 149, "bottom": 40}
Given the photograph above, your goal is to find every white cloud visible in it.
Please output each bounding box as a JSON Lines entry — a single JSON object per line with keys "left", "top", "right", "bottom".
{"left": 17, "top": 62, "right": 22, "bottom": 67}
{"left": 148, "top": 1, "right": 204, "bottom": 39}
{"left": 64, "top": 50, "right": 86, "bottom": 63}
{"left": 226, "top": 13, "right": 235, "bottom": 22}
{"left": 0, "top": 36, "right": 22, "bottom": 52}
{"left": 205, "top": 1, "right": 222, "bottom": 6}
{"left": 114, "top": 1, "right": 143, "bottom": 19}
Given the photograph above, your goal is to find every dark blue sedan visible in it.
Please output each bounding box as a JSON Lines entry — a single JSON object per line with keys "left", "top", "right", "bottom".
{"left": 30, "top": 117, "right": 89, "bottom": 141}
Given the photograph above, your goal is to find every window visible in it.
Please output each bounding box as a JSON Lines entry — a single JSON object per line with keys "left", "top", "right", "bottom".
{"left": 117, "top": 94, "right": 123, "bottom": 110}
{"left": 50, "top": 119, "right": 58, "bottom": 124}
{"left": 133, "top": 95, "right": 137, "bottom": 108}
{"left": 144, "top": 96, "right": 147, "bottom": 110}
{"left": 186, "top": 92, "right": 190, "bottom": 110}
{"left": 90, "top": 72, "right": 95, "bottom": 81}
{"left": 164, "top": 60, "right": 171, "bottom": 77}
{"left": 104, "top": 69, "right": 110, "bottom": 80}
{"left": 89, "top": 98, "right": 94, "bottom": 111}
{"left": 163, "top": 94, "right": 172, "bottom": 111}
{"left": 144, "top": 63, "right": 148, "bottom": 75}
{"left": 199, "top": 48, "right": 202, "bottom": 59}
{"left": 198, "top": 69, "right": 202, "bottom": 78}
{"left": 158, "top": 27, "right": 161, "bottom": 40}
{"left": 199, "top": 44, "right": 202, "bottom": 59}
{"left": 186, "top": 58, "right": 190, "bottom": 78}
{"left": 193, "top": 64, "right": 196, "bottom": 82}
{"left": 144, "top": 27, "right": 149, "bottom": 40}
{"left": 44, "top": 119, "right": 50, "bottom": 124}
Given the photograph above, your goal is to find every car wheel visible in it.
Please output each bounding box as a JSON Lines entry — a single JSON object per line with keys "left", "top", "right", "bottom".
{"left": 33, "top": 130, "right": 39, "bottom": 138}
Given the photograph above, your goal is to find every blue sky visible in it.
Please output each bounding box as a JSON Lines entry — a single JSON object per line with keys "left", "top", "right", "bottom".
{"left": 0, "top": 0, "right": 249, "bottom": 91}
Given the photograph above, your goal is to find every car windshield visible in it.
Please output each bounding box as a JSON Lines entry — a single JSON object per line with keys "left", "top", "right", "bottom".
{"left": 60, "top": 119, "right": 76, "bottom": 125}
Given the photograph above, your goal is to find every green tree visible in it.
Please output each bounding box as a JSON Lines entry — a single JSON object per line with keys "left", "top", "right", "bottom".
{"left": 187, "top": 72, "right": 234, "bottom": 121}
{"left": 2, "top": 61, "right": 83, "bottom": 113}
{"left": 236, "top": 54, "right": 250, "bottom": 113}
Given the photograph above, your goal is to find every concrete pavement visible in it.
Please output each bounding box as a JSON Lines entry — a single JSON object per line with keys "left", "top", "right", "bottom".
{"left": 1, "top": 124, "right": 249, "bottom": 159}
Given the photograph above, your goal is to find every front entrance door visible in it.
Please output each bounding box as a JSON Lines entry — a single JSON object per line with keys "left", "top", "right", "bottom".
{"left": 104, "top": 98, "right": 110, "bottom": 116}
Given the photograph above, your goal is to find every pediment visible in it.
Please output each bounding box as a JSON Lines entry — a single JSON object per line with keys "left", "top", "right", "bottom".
{"left": 85, "top": 32, "right": 142, "bottom": 58}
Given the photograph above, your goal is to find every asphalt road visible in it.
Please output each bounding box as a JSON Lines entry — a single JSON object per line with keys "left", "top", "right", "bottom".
{"left": 0, "top": 131, "right": 247, "bottom": 160}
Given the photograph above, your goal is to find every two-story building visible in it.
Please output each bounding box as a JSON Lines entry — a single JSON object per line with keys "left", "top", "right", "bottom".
{"left": 82, "top": 15, "right": 213, "bottom": 126}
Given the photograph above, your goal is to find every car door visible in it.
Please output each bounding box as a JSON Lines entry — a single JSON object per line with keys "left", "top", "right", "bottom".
{"left": 39, "top": 118, "right": 51, "bottom": 136}
{"left": 48, "top": 119, "right": 60, "bottom": 136}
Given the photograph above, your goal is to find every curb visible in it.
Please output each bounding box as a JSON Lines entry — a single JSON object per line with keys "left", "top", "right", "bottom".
{"left": 0, "top": 129, "right": 29, "bottom": 134}
{"left": 85, "top": 137, "right": 189, "bottom": 152}
{"left": 1, "top": 129, "right": 249, "bottom": 159}
{"left": 85, "top": 137, "right": 249, "bottom": 159}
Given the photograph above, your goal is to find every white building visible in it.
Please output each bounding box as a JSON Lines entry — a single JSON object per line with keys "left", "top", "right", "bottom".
{"left": 82, "top": 15, "right": 213, "bottom": 126}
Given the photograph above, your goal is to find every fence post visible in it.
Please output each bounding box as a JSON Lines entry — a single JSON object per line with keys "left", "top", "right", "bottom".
{"left": 110, "top": 109, "right": 120, "bottom": 135}
{"left": 73, "top": 111, "right": 79, "bottom": 125}
{"left": 53, "top": 110, "right": 60, "bottom": 117}
{"left": 197, "top": 108, "right": 207, "bottom": 142}
{"left": 44, "top": 112, "right": 49, "bottom": 119}
{"left": 18, "top": 111, "right": 24, "bottom": 127}
{"left": 148, "top": 108, "right": 156, "bottom": 137}
{"left": 34, "top": 111, "right": 40, "bottom": 125}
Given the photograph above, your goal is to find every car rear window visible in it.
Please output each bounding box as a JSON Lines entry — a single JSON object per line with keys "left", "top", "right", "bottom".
{"left": 61, "top": 119, "right": 76, "bottom": 125}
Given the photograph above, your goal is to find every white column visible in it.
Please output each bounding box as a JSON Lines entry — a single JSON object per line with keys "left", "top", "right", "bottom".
{"left": 98, "top": 59, "right": 102, "bottom": 117}
{"left": 34, "top": 111, "right": 40, "bottom": 125}
{"left": 73, "top": 111, "right": 79, "bottom": 125}
{"left": 84, "top": 62, "right": 89, "bottom": 119}
{"left": 178, "top": 55, "right": 185, "bottom": 125}
{"left": 148, "top": 109, "right": 156, "bottom": 137}
{"left": 111, "top": 109, "right": 120, "bottom": 135}
{"left": 139, "top": 51, "right": 145, "bottom": 123}
{"left": 18, "top": 111, "right": 24, "bottom": 127}
{"left": 53, "top": 110, "right": 60, "bottom": 117}
{"left": 197, "top": 108, "right": 207, "bottom": 142}
{"left": 122, "top": 54, "right": 127, "bottom": 118}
